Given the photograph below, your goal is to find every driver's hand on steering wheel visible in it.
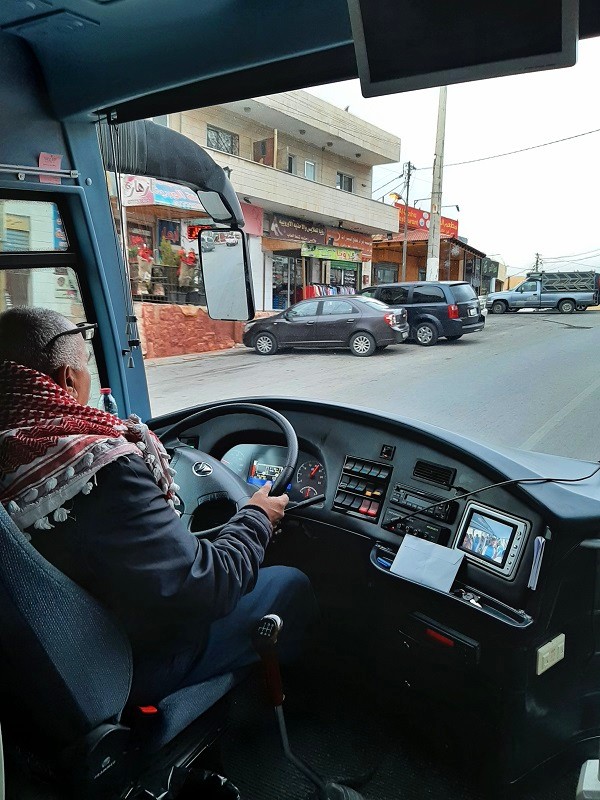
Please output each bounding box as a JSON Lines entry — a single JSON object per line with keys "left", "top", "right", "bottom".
{"left": 246, "top": 482, "right": 288, "bottom": 525}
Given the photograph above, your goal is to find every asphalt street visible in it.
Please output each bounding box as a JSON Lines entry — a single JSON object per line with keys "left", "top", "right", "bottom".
{"left": 146, "top": 310, "right": 600, "bottom": 463}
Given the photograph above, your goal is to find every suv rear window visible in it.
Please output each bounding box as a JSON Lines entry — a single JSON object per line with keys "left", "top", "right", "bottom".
{"left": 412, "top": 286, "right": 445, "bottom": 304}
{"left": 450, "top": 284, "right": 477, "bottom": 302}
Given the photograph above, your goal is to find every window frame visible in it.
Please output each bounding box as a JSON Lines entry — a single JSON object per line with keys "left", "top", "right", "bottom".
{"left": 336, "top": 171, "right": 354, "bottom": 193}
{"left": 287, "top": 154, "right": 297, "bottom": 175}
{"left": 321, "top": 299, "right": 355, "bottom": 316}
{"left": 304, "top": 160, "right": 316, "bottom": 181}
{"left": 0, "top": 191, "right": 107, "bottom": 389}
{"left": 287, "top": 299, "right": 319, "bottom": 318}
{"left": 206, "top": 124, "right": 240, "bottom": 156}
{"left": 412, "top": 285, "right": 447, "bottom": 304}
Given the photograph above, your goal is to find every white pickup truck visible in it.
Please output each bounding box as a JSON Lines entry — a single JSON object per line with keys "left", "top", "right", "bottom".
{"left": 486, "top": 271, "right": 599, "bottom": 314}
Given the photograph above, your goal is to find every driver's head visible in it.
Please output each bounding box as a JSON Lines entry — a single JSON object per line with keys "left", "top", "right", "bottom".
{"left": 0, "top": 307, "right": 91, "bottom": 405}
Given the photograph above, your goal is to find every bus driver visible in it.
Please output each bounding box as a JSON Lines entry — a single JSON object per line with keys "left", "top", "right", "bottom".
{"left": 0, "top": 306, "right": 317, "bottom": 704}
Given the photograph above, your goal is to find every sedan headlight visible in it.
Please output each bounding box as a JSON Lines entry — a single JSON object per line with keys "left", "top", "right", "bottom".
{"left": 243, "top": 322, "right": 255, "bottom": 333}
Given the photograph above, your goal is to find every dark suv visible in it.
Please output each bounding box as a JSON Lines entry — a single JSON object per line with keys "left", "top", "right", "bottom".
{"left": 359, "top": 281, "right": 485, "bottom": 346}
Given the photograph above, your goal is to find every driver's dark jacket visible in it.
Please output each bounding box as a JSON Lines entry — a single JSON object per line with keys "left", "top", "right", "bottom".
{"left": 29, "top": 455, "right": 272, "bottom": 703}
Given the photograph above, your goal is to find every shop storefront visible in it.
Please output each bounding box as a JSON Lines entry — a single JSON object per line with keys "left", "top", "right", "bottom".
{"left": 262, "top": 213, "right": 371, "bottom": 309}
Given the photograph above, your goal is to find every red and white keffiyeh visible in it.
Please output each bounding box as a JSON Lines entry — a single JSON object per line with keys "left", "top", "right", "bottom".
{"left": 0, "top": 360, "right": 177, "bottom": 532}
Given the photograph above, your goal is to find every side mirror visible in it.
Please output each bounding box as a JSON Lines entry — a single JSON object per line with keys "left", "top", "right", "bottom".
{"left": 199, "top": 229, "right": 255, "bottom": 321}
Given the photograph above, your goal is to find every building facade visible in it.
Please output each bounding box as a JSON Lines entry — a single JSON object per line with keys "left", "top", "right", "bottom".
{"left": 134, "top": 91, "right": 401, "bottom": 311}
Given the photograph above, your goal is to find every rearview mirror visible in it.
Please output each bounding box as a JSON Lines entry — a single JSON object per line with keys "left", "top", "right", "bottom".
{"left": 199, "top": 229, "right": 255, "bottom": 321}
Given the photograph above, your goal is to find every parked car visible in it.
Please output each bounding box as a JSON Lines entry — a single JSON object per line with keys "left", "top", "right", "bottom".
{"left": 486, "top": 271, "right": 600, "bottom": 314}
{"left": 242, "top": 295, "right": 409, "bottom": 356}
{"left": 225, "top": 233, "right": 239, "bottom": 246}
{"left": 200, "top": 236, "right": 215, "bottom": 252}
{"left": 359, "top": 281, "right": 485, "bottom": 346}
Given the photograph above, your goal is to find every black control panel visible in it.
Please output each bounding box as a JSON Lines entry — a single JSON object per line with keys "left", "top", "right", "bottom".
{"left": 333, "top": 456, "right": 392, "bottom": 523}
{"left": 389, "top": 483, "right": 457, "bottom": 523}
{"left": 382, "top": 509, "right": 451, "bottom": 545}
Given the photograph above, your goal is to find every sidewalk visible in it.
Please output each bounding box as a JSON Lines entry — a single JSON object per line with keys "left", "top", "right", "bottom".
{"left": 144, "top": 343, "right": 248, "bottom": 368}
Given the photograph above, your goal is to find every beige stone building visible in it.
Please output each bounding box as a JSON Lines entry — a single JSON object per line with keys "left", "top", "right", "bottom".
{"left": 164, "top": 91, "right": 401, "bottom": 310}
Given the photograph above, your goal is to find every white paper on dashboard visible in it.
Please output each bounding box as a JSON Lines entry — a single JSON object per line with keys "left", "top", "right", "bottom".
{"left": 390, "top": 536, "right": 464, "bottom": 593}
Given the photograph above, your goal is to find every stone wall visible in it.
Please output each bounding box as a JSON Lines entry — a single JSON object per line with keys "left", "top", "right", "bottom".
{"left": 135, "top": 302, "right": 273, "bottom": 359}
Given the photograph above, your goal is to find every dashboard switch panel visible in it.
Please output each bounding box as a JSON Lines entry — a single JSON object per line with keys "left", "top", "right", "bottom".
{"left": 333, "top": 456, "right": 392, "bottom": 523}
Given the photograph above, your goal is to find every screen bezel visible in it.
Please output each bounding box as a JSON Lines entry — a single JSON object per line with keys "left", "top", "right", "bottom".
{"left": 453, "top": 501, "right": 530, "bottom": 580}
{"left": 457, "top": 509, "right": 518, "bottom": 569}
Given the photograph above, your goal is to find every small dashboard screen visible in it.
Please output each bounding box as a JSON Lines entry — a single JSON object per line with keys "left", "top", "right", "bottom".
{"left": 248, "top": 459, "right": 285, "bottom": 488}
{"left": 457, "top": 509, "right": 516, "bottom": 568}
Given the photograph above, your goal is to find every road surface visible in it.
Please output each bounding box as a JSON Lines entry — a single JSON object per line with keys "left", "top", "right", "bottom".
{"left": 146, "top": 310, "right": 600, "bottom": 462}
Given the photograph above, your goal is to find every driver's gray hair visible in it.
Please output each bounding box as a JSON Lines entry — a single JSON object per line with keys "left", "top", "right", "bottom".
{"left": 0, "top": 307, "right": 87, "bottom": 375}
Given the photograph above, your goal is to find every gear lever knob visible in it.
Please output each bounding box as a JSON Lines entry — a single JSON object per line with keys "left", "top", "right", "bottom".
{"left": 251, "top": 614, "right": 284, "bottom": 707}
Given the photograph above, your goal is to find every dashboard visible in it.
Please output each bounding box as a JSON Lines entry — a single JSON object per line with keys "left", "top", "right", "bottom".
{"left": 169, "top": 397, "right": 600, "bottom": 630}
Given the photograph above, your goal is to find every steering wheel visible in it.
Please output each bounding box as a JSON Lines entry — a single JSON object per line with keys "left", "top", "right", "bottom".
{"left": 159, "top": 403, "right": 299, "bottom": 536}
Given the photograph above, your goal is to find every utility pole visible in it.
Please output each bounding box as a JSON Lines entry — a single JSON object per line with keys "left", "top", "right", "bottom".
{"left": 534, "top": 252, "right": 541, "bottom": 271}
{"left": 426, "top": 86, "right": 448, "bottom": 281}
{"left": 401, "top": 161, "right": 415, "bottom": 282}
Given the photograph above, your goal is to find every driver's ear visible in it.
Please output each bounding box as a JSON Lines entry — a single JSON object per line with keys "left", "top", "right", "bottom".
{"left": 54, "top": 364, "right": 78, "bottom": 399}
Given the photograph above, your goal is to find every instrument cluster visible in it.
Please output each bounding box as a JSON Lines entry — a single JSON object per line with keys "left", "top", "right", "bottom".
{"left": 221, "top": 443, "right": 326, "bottom": 503}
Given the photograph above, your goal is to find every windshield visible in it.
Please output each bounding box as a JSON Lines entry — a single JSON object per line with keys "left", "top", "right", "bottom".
{"left": 102, "top": 41, "right": 600, "bottom": 463}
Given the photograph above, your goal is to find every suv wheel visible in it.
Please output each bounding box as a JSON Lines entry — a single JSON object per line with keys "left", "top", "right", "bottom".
{"left": 350, "top": 332, "right": 376, "bottom": 357}
{"left": 491, "top": 300, "right": 507, "bottom": 314}
{"left": 254, "top": 332, "right": 278, "bottom": 355}
{"left": 413, "top": 322, "right": 438, "bottom": 346}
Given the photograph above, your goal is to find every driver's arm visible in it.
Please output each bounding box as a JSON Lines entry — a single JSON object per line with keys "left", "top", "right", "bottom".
{"left": 72, "top": 456, "right": 281, "bottom": 628}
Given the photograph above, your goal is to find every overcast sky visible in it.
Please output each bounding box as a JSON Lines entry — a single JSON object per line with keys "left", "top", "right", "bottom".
{"left": 309, "top": 38, "right": 600, "bottom": 275}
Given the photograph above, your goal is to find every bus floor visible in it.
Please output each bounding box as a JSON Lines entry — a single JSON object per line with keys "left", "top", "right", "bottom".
{"left": 219, "top": 666, "right": 580, "bottom": 800}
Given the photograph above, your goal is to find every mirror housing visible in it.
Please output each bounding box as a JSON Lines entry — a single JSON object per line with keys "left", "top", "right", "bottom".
{"left": 199, "top": 229, "right": 255, "bottom": 321}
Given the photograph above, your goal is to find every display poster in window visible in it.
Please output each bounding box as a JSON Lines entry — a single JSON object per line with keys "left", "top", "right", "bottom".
{"left": 158, "top": 219, "right": 181, "bottom": 247}
{"left": 343, "top": 269, "right": 357, "bottom": 287}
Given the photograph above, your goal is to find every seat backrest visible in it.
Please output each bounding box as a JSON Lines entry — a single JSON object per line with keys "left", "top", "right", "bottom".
{"left": 0, "top": 503, "right": 132, "bottom": 748}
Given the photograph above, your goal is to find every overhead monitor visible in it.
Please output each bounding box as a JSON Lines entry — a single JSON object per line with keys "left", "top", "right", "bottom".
{"left": 347, "top": 0, "right": 579, "bottom": 97}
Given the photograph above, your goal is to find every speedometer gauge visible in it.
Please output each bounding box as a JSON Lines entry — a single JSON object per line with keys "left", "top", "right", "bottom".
{"left": 296, "top": 461, "right": 325, "bottom": 498}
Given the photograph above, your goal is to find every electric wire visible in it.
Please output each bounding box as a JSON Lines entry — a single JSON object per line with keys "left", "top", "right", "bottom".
{"left": 416, "top": 127, "right": 600, "bottom": 170}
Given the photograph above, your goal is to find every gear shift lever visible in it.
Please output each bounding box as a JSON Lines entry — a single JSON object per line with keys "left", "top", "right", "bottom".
{"left": 251, "top": 615, "right": 366, "bottom": 800}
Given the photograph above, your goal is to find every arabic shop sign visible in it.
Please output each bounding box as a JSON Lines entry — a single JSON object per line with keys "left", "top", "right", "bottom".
{"left": 270, "top": 213, "right": 326, "bottom": 244}
{"left": 326, "top": 227, "right": 372, "bottom": 261}
{"left": 301, "top": 243, "right": 362, "bottom": 262}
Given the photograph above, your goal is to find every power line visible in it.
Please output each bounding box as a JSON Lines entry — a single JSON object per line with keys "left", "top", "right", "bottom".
{"left": 416, "top": 127, "right": 600, "bottom": 170}
{"left": 543, "top": 247, "right": 600, "bottom": 261}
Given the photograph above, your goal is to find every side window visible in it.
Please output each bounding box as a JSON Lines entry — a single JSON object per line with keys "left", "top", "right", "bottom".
{"left": 391, "top": 287, "right": 409, "bottom": 303}
{"left": 360, "top": 288, "right": 377, "bottom": 299}
{"left": 520, "top": 281, "right": 538, "bottom": 292}
{"left": 379, "top": 288, "right": 394, "bottom": 304}
{"left": 0, "top": 199, "right": 101, "bottom": 404}
{"left": 412, "top": 286, "right": 446, "bottom": 304}
{"left": 322, "top": 300, "right": 354, "bottom": 315}
{"left": 288, "top": 300, "right": 319, "bottom": 318}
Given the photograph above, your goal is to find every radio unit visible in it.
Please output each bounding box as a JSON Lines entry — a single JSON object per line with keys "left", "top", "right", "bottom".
{"left": 382, "top": 509, "right": 451, "bottom": 545}
{"left": 389, "top": 484, "right": 457, "bottom": 523}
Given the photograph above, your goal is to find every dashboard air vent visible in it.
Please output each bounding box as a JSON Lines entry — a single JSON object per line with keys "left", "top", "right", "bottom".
{"left": 413, "top": 460, "right": 455, "bottom": 489}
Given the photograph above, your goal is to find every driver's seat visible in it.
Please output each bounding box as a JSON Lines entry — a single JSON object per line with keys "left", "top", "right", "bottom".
{"left": 0, "top": 501, "right": 242, "bottom": 796}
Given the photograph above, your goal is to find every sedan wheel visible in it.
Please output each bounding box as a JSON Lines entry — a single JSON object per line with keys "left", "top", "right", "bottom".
{"left": 254, "top": 332, "right": 278, "bottom": 355}
{"left": 414, "top": 322, "right": 438, "bottom": 346}
{"left": 350, "top": 332, "right": 376, "bottom": 357}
